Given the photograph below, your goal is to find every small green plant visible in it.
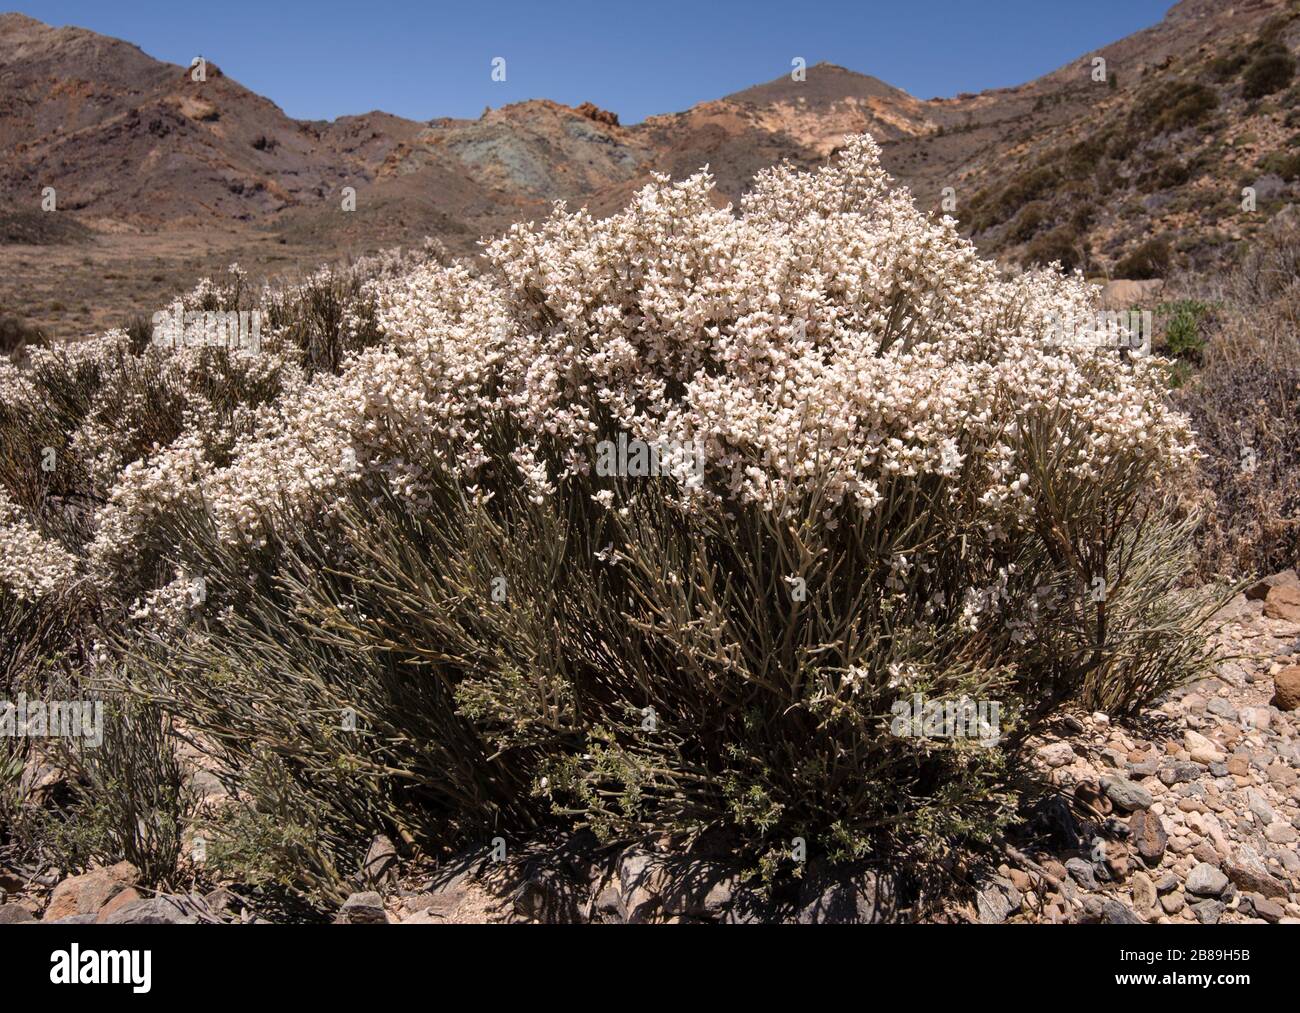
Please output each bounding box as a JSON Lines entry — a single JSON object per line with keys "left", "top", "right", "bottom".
{"left": 1158, "top": 299, "right": 1213, "bottom": 362}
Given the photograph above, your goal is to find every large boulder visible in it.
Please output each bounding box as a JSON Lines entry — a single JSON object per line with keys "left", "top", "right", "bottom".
{"left": 41, "top": 862, "right": 138, "bottom": 922}
{"left": 1098, "top": 279, "right": 1165, "bottom": 310}
{"left": 1272, "top": 665, "right": 1300, "bottom": 712}
{"left": 1244, "top": 569, "right": 1299, "bottom": 600}
{"left": 1264, "top": 584, "right": 1300, "bottom": 622}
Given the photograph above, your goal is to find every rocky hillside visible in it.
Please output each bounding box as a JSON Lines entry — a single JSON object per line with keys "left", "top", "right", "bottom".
{"left": 3, "top": 2, "right": 1296, "bottom": 257}
{"left": 0, "top": 12, "right": 424, "bottom": 225}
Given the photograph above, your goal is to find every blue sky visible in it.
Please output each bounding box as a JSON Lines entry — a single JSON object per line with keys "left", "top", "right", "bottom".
{"left": 14, "top": 0, "right": 1175, "bottom": 123}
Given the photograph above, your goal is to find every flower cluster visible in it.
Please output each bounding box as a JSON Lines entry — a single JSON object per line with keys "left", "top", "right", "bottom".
{"left": 189, "top": 137, "right": 1190, "bottom": 537}
{"left": 0, "top": 489, "right": 79, "bottom": 602}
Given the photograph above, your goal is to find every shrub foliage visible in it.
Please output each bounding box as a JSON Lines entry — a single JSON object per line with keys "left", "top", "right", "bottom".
{"left": 0, "top": 138, "right": 1226, "bottom": 900}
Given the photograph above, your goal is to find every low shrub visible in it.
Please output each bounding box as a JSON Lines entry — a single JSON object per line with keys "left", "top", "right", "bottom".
{"left": 1174, "top": 212, "right": 1300, "bottom": 577}
{"left": 1, "top": 138, "right": 1225, "bottom": 900}
{"left": 38, "top": 688, "right": 196, "bottom": 887}
{"left": 1115, "top": 238, "right": 1173, "bottom": 280}
{"left": 1243, "top": 45, "right": 1296, "bottom": 100}
{"left": 1008, "top": 200, "right": 1052, "bottom": 242}
{"left": 1130, "top": 82, "right": 1219, "bottom": 137}
{"left": 1022, "top": 226, "right": 1087, "bottom": 272}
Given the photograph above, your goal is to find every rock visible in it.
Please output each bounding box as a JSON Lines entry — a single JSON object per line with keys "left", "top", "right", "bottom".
{"left": 361, "top": 834, "right": 398, "bottom": 886}
{"left": 574, "top": 101, "right": 619, "bottom": 127}
{"left": 203, "top": 887, "right": 234, "bottom": 918}
{"left": 1038, "top": 742, "right": 1075, "bottom": 767}
{"left": 1245, "top": 789, "right": 1276, "bottom": 825}
{"left": 1100, "top": 899, "right": 1143, "bottom": 925}
{"left": 1128, "top": 758, "right": 1160, "bottom": 778}
{"left": 1130, "top": 871, "right": 1157, "bottom": 917}
{"left": 405, "top": 889, "right": 466, "bottom": 921}
{"left": 94, "top": 887, "right": 143, "bottom": 922}
{"left": 1240, "top": 707, "right": 1271, "bottom": 730}
{"left": 1193, "top": 841, "right": 1222, "bottom": 865}
{"left": 1184, "top": 730, "right": 1225, "bottom": 765}
{"left": 402, "top": 908, "right": 450, "bottom": 924}
{"left": 1244, "top": 569, "right": 1299, "bottom": 601}
{"left": 41, "top": 861, "right": 139, "bottom": 922}
{"left": 1066, "top": 858, "right": 1098, "bottom": 890}
{"left": 1264, "top": 586, "right": 1300, "bottom": 623}
{"left": 334, "top": 890, "right": 390, "bottom": 925}
{"left": 1207, "top": 697, "right": 1237, "bottom": 720}
{"left": 0, "top": 903, "right": 36, "bottom": 924}
{"left": 1272, "top": 665, "right": 1300, "bottom": 712}
{"left": 1129, "top": 810, "right": 1168, "bottom": 865}
{"left": 1155, "top": 871, "right": 1179, "bottom": 893}
{"left": 1160, "top": 891, "right": 1185, "bottom": 914}
{"left": 100, "top": 895, "right": 201, "bottom": 925}
{"left": 1268, "top": 761, "right": 1298, "bottom": 787}
{"left": 1252, "top": 895, "right": 1285, "bottom": 923}
{"left": 1102, "top": 775, "right": 1153, "bottom": 812}
{"left": 589, "top": 882, "right": 625, "bottom": 923}
{"left": 1185, "top": 862, "right": 1229, "bottom": 897}
{"left": 1073, "top": 781, "right": 1112, "bottom": 815}
{"left": 656, "top": 862, "right": 737, "bottom": 920}
{"left": 799, "top": 868, "right": 896, "bottom": 924}
{"left": 513, "top": 869, "right": 581, "bottom": 924}
{"left": 1103, "top": 842, "right": 1131, "bottom": 882}
{"left": 1226, "top": 755, "right": 1250, "bottom": 777}
{"left": 614, "top": 850, "right": 668, "bottom": 923}
{"left": 977, "top": 879, "right": 1019, "bottom": 925}
{"left": 1181, "top": 692, "right": 1207, "bottom": 713}
{"left": 1158, "top": 761, "right": 1203, "bottom": 786}
{"left": 1099, "top": 279, "right": 1164, "bottom": 309}
{"left": 1223, "top": 846, "right": 1288, "bottom": 898}
{"left": 1191, "top": 899, "right": 1224, "bottom": 924}
{"left": 1265, "top": 822, "right": 1297, "bottom": 844}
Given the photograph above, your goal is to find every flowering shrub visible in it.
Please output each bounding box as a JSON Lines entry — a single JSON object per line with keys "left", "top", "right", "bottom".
{"left": 0, "top": 137, "right": 1226, "bottom": 896}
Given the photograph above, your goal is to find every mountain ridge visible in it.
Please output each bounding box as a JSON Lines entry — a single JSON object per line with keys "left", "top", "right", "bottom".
{"left": 2, "top": 1, "right": 1298, "bottom": 338}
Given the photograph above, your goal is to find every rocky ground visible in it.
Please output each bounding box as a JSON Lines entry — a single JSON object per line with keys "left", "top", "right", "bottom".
{"left": 3, "top": 572, "right": 1299, "bottom": 926}
{"left": 982, "top": 569, "right": 1300, "bottom": 925}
